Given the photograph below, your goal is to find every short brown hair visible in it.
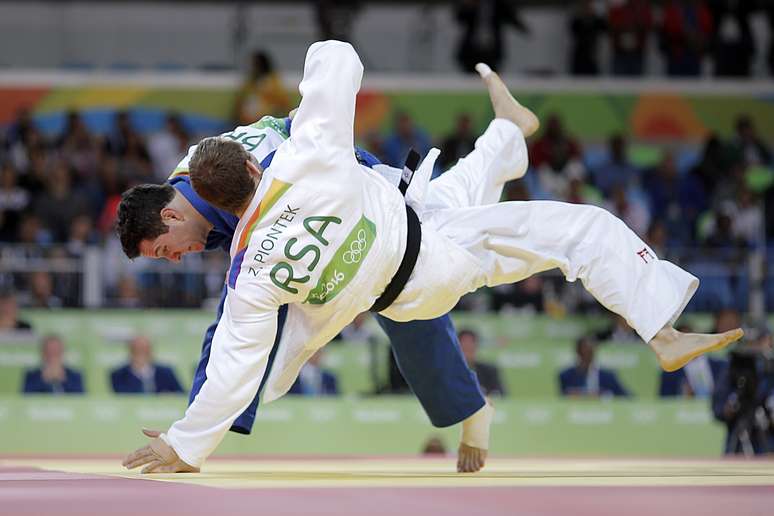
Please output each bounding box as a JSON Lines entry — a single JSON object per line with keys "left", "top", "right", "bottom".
{"left": 189, "top": 137, "right": 256, "bottom": 215}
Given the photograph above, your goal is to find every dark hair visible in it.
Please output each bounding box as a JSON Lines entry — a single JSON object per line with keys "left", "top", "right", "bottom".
{"left": 575, "top": 335, "right": 596, "bottom": 354}
{"left": 189, "top": 137, "right": 255, "bottom": 215}
{"left": 458, "top": 329, "right": 478, "bottom": 342}
{"left": 116, "top": 183, "right": 176, "bottom": 259}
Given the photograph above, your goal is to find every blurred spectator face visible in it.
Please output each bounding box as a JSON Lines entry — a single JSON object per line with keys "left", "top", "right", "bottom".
{"left": 657, "top": 151, "right": 677, "bottom": 179}
{"left": 116, "top": 111, "right": 131, "bottom": 134}
{"left": 41, "top": 335, "right": 65, "bottom": 368}
{"left": 251, "top": 51, "right": 272, "bottom": 79}
{"left": 735, "top": 116, "right": 754, "bottom": 141}
{"left": 48, "top": 161, "right": 72, "bottom": 197}
{"left": 0, "top": 293, "right": 19, "bottom": 329}
{"left": 396, "top": 112, "right": 414, "bottom": 140}
{"left": 576, "top": 337, "right": 595, "bottom": 370}
{"left": 646, "top": 221, "right": 667, "bottom": 249}
{"left": 0, "top": 164, "right": 17, "bottom": 189}
{"left": 30, "top": 271, "right": 53, "bottom": 302}
{"left": 129, "top": 336, "right": 153, "bottom": 369}
{"left": 610, "top": 134, "right": 626, "bottom": 162}
{"left": 458, "top": 330, "right": 479, "bottom": 364}
{"left": 455, "top": 114, "right": 473, "bottom": 137}
{"left": 307, "top": 349, "right": 324, "bottom": 367}
{"left": 69, "top": 215, "right": 92, "bottom": 243}
{"left": 545, "top": 115, "right": 563, "bottom": 140}
{"left": 17, "top": 214, "right": 43, "bottom": 244}
{"left": 116, "top": 276, "right": 140, "bottom": 306}
{"left": 714, "top": 308, "right": 741, "bottom": 333}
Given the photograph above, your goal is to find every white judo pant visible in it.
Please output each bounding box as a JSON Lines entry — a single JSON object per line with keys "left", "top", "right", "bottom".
{"left": 384, "top": 119, "right": 699, "bottom": 343}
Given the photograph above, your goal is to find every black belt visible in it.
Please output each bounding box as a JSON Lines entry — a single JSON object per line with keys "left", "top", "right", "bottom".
{"left": 370, "top": 150, "right": 422, "bottom": 313}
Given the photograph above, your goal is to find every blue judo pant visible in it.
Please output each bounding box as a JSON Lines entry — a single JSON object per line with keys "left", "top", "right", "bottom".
{"left": 189, "top": 287, "right": 486, "bottom": 432}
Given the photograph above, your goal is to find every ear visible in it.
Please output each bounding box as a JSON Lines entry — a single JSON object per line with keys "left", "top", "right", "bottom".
{"left": 160, "top": 207, "right": 183, "bottom": 223}
{"left": 245, "top": 159, "right": 263, "bottom": 179}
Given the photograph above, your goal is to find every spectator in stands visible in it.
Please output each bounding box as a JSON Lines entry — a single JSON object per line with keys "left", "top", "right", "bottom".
{"left": 438, "top": 113, "right": 476, "bottom": 171}
{"left": 660, "top": 322, "right": 726, "bottom": 397}
{"left": 59, "top": 111, "right": 98, "bottom": 181}
{"left": 568, "top": 0, "right": 607, "bottom": 76}
{"left": 529, "top": 114, "right": 583, "bottom": 199}
{"left": 459, "top": 328, "right": 505, "bottom": 396}
{"left": 729, "top": 115, "right": 772, "bottom": 168}
{"left": 608, "top": 0, "right": 653, "bottom": 76}
{"left": 117, "top": 131, "right": 153, "bottom": 184}
{"left": 66, "top": 215, "right": 97, "bottom": 257}
{"left": 491, "top": 276, "right": 544, "bottom": 313}
{"left": 454, "top": 0, "right": 530, "bottom": 73}
{"left": 23, "top": 271, "right": 62, "bottom": 309}
{"left": 0, "top": 163, "right": 30, "bottom": 241}
{"left": 708, "top": 0, "right": 755, "bottom": 77}
{"left": 315, "top": 0, "right": 361, "bottom": 42}
{"left": 110, "top": 335, "right": 183, "bottom": 394}
{"left": 288, "top": 349, "right": 339, "bottom": 396}
{"left": 732, "top": 186, "right": 763, "bottom": 246}
{"left": 604, "top": 185, "right": 651, "bottom": 237}
{"left": 768, "top": 5, "right": 774, "bottom": 76}
{"left": 148, "top": 112, "right": 190, "bottom": 182}
{"left": 32, "top": 160, "right": 88, "bottom": 242}
{"left": 234, "top": 50, "right": 291, "bottom": 126}
{"left": 529, "top": 114, "right": 581, "bottom": 171}
{"left": 382, "top": 111, "right": 432, "bottom": 169}
{"left": 659, "top": 0, "right": 713, "bottom": 77}
{"left": 595, "top": 313, "right": 639, "bottom": 344}
{"left": 712, "top": 324, "right": 774, "bottom": 455}
{"left": 592, "top": 134, "right": 639, "bottom": 196}
{"left": 22, "top": 334, "right": 84, "bottom": 394}
{"left": 105, "top": 111, "right": 133, "bottom": 156}
{"left": 15, "top": 213, "right": 48, "bottom": 246}
{"left": 0, "top": 288, "right": 32, "bottom": 331}
{"left": 559, "top": 336, "right": 630, "bottom": 397}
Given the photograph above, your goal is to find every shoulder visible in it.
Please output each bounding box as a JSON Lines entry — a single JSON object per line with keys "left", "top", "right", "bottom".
{"left": 24, "top": 368, "right": 41, "bottom": 380}
{"left": 111, "top": 365, "right": 130, "bottom": 377}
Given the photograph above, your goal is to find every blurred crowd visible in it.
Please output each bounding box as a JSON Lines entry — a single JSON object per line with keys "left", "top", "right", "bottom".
{"left": 0, "top": 96, "right": 772, "bottom": 312}
{"left": 564, "top": 0, "right": 773, "bottom": 78}
{"left": 367, "top": 107, "right": 773, "bottom": 314}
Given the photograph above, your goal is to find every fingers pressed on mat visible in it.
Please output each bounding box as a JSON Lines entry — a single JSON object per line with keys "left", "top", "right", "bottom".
{"left": 123, "top": 447, "right": 155, "bottom": 468}
{"left": 141, "top": 460, "right": 163, "bottom": 474}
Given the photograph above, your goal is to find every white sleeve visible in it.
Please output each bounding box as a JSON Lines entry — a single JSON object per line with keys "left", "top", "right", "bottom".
{"left": 164, "top": 289, "right": 278, "bottom": 468}
{"left": 281, "top": 40, "right": 363, "bottom": 167}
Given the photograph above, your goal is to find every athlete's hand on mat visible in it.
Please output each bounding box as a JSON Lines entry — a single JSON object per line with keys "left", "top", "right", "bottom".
{"left": 122, "top": 428, "right": 199, "bottom": 474}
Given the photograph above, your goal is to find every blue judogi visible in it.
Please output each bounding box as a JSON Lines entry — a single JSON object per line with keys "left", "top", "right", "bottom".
{"left": 174, "top": 129, "right": 484, "bottom": 434}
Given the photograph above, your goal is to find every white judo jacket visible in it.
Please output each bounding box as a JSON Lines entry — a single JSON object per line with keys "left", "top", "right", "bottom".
{"left": 164, "top": 41, "right": 485, "bottom": 468}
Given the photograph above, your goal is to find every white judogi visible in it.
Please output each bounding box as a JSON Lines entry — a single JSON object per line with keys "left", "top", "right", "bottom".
{"left": 165, "top": 41, "right": 697, "bottom": 468}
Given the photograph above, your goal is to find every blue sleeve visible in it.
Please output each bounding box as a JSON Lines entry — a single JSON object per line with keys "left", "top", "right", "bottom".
{"left": 558, "top": 369, "right": 571, "bottom": 395}
{"left": 22, "top": 370, "right": 39, "bottom": 393}
{"left": 70, "top": 371, "right": 84, "bottom": 394}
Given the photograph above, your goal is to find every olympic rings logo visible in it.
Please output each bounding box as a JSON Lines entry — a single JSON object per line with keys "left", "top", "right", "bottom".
{"left": 342, "top": 229, "right": 367, "bottom": 264}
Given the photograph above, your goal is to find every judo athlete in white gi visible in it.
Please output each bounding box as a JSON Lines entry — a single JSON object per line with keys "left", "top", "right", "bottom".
{"left": 123, "top": 41, "right": 742, "bottom": 473}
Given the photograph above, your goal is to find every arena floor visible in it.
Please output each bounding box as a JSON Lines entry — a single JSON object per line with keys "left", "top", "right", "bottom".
{"left": 2, "top": 456, "right": 773, "bottom": 515}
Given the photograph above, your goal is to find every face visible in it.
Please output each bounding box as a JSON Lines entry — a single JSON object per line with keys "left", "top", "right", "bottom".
{"left": 129, "top": 336, "right": 153, "bottom": 367}
{"left": 42, "top": 337, "right": 64, "bottom": 366}
{"left": 459, "top": 333, "right": 478, "bottom": 363}
{"left": 577, "top": 340, "right": 594, "bottom": 369}
{"left": 138, "top": 209, "right": 206, "bottom": 263}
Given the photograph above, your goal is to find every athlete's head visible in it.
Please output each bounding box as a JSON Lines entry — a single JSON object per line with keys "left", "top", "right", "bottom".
{"left": 116, "top": 183, "right": 207, "bottom": 262}
{"left": 189, "top": 136, "right": 261, "bottom": 216}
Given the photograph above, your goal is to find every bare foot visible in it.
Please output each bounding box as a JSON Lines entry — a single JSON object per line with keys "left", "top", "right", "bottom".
{"left": 475, "top": 63, "right": 539, "bottom": 137}
{"left": 649, "top": 326, "right": 744, "bottom": 372}
{"left": 457, "top": 443, "right": 488, "bottom": 473}
{"left": 457, "top": 401, "right": 494, "bottom": 473}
